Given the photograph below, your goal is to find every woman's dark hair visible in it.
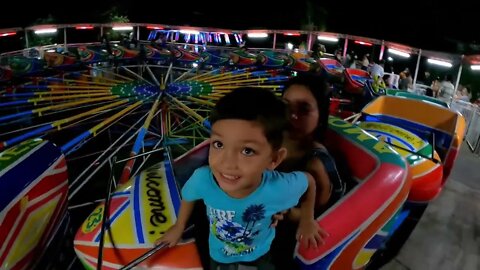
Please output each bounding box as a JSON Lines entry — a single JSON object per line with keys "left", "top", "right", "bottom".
{"left": 283, "top": 73, "right": 330, "bottom": 142}
{"left": 209, "top": 87, "right": 288, "bottom": 150}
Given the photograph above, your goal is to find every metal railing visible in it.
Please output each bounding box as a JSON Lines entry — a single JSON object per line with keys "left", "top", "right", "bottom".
{"left": 465, "top": 108, "right": 480, "bottom": 154}
{"left": 443, "top": 99, "right": 480, "bottom": 156}
{"left": 450, "top": 99, "right": 480, "bottom": 154}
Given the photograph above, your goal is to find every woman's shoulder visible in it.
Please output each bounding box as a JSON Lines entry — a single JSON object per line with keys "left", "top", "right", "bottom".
{"left": 308, "top": 143, "right": 335, "bottom": 169}
{"left": 311, "top": 142, "right": 329, "bottom": 154}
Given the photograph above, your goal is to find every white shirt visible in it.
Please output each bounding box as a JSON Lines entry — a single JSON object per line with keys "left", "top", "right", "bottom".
{"left": 370, "top": 63, "right": 384, "bottom": 78}
{"left": 439, "top": 81, "right": 455, "bottom": 101}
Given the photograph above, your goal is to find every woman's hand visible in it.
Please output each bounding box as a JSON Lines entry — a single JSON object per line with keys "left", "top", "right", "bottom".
{"left": 270, "top": 210, "right": 289, "bottom": 227}
{"left": 296, "top": 219, "right": 328, "bottom": 249}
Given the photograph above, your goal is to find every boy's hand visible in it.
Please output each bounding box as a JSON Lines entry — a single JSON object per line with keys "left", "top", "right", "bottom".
{"left": 154, "top": 224, "right": 185, "bottom": 248}
{"left": 296, "top": 219, "right": 328, "bottom": 249}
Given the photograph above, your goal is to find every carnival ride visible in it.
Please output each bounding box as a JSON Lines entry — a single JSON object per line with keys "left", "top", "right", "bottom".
{"left": 318, "top": 58, "right": 344, "bottom": 84}
{"left": 0, "top": 27, "right": 467, "bottom": 270}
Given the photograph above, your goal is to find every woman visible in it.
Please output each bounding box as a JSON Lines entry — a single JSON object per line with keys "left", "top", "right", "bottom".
{"left": 271, "top": 73, "right": 345, "bottom": 269}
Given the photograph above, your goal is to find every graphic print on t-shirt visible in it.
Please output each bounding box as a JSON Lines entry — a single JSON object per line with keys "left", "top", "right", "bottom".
{"left": 209, "top": 204, "right": 265, "bottom": 257}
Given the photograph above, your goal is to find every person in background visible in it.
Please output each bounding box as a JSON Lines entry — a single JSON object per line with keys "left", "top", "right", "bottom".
{"left": 370, "top": 60, "right": 386, "bottom": 92}
{"left": 423, "top": 71, "right": 433, "bottom": 86}
{"left": 349, "top": 53, "right": 358, "bottom": 68}
{"left": 438, "top": 74, "right": 455, "bottom": 102}
{"left": 101, "top": 33, "right": 113, "bottom": 57}
{"left": 423, "top": 71, "right": 434, "bottom": 96}
{"left": 431, "top": 76, "right": 441, "bottom": 97}
{"left": 455, "top": 86, "right": 471, "bottom": 102}
{"left": 310, "top": 42, "right": 325, "bottom": 60}
{"left": 128, "top": 32, "right": 138, "bottom": 49}
{"left": 398, "top": 69, "right": 413, "bottom": 90}
{"left": 334, "top": 49, "right": 343, "bottom": 63}
{"left": 153, "top": 32, "right": 168, "bottom": 49}
{"left": 361, "top": 54, "right": 370, "bottom": 71}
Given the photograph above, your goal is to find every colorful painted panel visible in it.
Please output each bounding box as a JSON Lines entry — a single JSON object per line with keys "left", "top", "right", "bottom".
{"left": 74, "top": 161, "right": 202, "bottom": 269}
{"left": 0, "top": 139, "right": 68, "bottom": 270}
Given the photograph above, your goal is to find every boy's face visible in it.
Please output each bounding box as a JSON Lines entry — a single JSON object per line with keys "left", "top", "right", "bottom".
{"left": 209, "top": 119, "right": 285, "bottom": 198}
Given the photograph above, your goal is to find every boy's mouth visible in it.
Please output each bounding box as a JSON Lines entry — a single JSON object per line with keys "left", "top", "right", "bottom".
{"left": 220, "top": 173, "right": 240, "bottom": 181}
{"left": 219, "top": 172, "right": 240, "bottom": 185}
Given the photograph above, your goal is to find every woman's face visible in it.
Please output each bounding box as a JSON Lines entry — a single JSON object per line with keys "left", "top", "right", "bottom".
{"left": 283, "top": 84, "right": 319, "bottom": 139}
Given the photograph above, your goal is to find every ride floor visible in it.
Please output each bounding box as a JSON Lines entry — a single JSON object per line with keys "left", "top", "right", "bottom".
{"left": 383, "top": 141, "right": 480, "bottom": 270}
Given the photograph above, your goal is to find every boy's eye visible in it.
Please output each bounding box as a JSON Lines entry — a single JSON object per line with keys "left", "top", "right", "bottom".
{"left": 212, "top": 141, "right": 223, "bottom": 149}
{"left": 241, "top": 147, "right": 255, "bottom": 156}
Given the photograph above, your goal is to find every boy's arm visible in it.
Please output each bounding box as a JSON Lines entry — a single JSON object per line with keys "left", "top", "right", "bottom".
{"left": 296, "top": 172, "right": 328, "bottom": 249}
{"left": 155, "top": 199, "right": 195, "bottom": 247}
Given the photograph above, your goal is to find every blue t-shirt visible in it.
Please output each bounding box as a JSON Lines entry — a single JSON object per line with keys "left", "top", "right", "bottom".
{"left": 182, "top": 166, "right": 308, "bottom": 263}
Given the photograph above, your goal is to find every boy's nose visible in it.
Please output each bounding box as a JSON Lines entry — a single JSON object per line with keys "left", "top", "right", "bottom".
{"left": 221, "top": 150, "right": 238, "bottom": 169}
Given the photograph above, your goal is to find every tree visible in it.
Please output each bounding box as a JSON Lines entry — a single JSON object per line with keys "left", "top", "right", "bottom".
{"left": 28, "top": 14, "right": 57, "bottom": 47}
{"left": 241, "top": 204, "right": 265, "bottom": 240}
{"left": 102, "top": 6, "right": 131, "bottom": 41}
{"left": 301, "top": 1, "right": 327, "bottom": 31}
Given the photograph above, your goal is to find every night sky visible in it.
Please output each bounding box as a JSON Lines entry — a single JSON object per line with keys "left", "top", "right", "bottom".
{"left": 1, "top": 0, "right": 478, "bottom": 54}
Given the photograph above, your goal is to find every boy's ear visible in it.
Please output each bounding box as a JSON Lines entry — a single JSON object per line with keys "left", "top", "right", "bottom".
{"left": 268, "top": 147, "right": 287, "bottom": 170}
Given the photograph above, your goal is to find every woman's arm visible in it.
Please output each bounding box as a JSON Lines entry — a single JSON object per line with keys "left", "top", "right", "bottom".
{"left": 296, "top": 172, "right": 327, "bottom": 248}
{"left": 307, "top": 158, "right": 332, "bottom": 213}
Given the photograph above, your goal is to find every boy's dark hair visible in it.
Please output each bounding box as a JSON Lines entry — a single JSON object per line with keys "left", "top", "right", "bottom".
{"left": 209, "top": 87, "right": 288, "bottom": 150}
{"left": 283, "top": 73, "right": 330, "bottom": 142}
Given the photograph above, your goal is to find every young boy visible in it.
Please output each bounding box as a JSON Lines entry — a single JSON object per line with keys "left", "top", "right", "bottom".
{"left": 156, "top": 87, "right": 325, "bottom": 270}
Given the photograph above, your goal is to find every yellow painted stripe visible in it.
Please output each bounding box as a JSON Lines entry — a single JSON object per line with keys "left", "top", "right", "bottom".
{"left": 353, "top": 249, "right": 376, "bottom": 268}
{"left": 80, "top": 74, "right": 128, "bottom": 84}
{"left": 53, "top": 100, "right": 128, "bottom": 128}
{"left": 201, "top": 73, "right": 251, "bottom": 83}
{"left": 209, "top": 77, "right": 267, "bottom": 86}
{"left": 169, "top": 96, "right": 205, "bottom": 122}
{"left": 201, "top": 95, "right": 221, "bottom": 101}
{"left": 142, "top": 98, "right": 160, "bottom": 129}
{"left": 29, "top": 93, "right": 110, "bottom": 103}
{"left": 33, "top": 96, "right": 119, "bottom": 115}
{"left": 90, "top": 101, "right": 142, "bottom": 135}
{"left": 61, "top": 79, "right": 117, "bottom": 87}
{"left": 45, "top": 85, "right": 111, "bottom": 90}
{"left": 186, "top": 96, "right": 215, "bottom": 107}
{"left": 36, "top": 90, "right": 111, "bottom": 94}
{"left": 190, "top": 70, "right": 239, "bottom": 82}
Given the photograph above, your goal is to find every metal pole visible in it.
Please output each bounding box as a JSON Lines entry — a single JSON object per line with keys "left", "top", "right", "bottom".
{"left": 100, "top": 27, "right": 103, "bottom": 38}
{"left": 25, "top": 30, "right": 29, "bottom": 48}
{"left": 272, "top": 33, "right": 276, "bottom": 49}
{"left": 120, "top": 225, "right": 195, "bottom": 270}
{"left": 412, "top": 49, "right": 422, "bottom": 90}
{"left": 343, "top": 37, "right": 348, "bottom": 60}
{"left": 454, "top": 55, "right": 464, "bottom": 92}
{"left": 307, "top": 33, "right": 312, "bottom": 51}
{"left": 96, "top": 156, "right": 117, "bottom": 270}
{"left": 64, "top": 27, "right": 68, "bottom": 52}
{"left": 136, "top": 26, "right": 140, "bottom": 41}
{"left": 379, "top": 40, "right": 385, "bottom": 61}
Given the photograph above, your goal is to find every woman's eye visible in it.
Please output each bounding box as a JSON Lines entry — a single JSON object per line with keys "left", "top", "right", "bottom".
{"left": 212, "top": 141, "right": 223, "bottom": 149}
{"left": 298, "top": 103, "right": 313, "bottom": 115}
{"left": 241, "top": 148, "right": 255, "bottom": 156}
